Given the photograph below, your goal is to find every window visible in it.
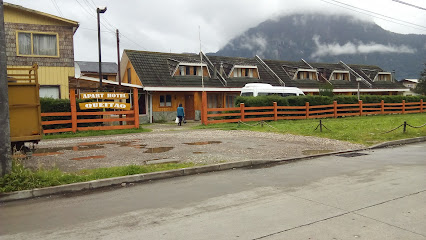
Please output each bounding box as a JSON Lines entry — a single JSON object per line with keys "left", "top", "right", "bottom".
{"left": 296, "top": 70, "right": 317, "bottom": 80}
{"left": 17, "top": 31, "right": 58, "bottom": 57}
{"left": 232, "top": 67, "right": 256, "bottom": 78}
{"left": 330, "top": 71, "right": 349, "bottom": 81}
{"left": 207, "top": 93, "right": 219, "bottom": 108}
{"left": 377, "top": 73, "right": 391, "bottom": 81}
{"left": 160, "top": 95, "right": 172, "bottom": 107}
{"left": 39, "top": 85, "right": 60, "bottom": 99}
{"left": 127, "top": 68, "right": 131, "bottom": 83}
{"left": 176, "top": 65, "right": 206, "bottom": 76}
{"left": 226, "top": 95, "right": 237, "bottom": 108}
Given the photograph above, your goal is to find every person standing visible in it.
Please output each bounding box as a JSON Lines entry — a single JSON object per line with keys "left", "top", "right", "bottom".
{"left": 177, "top": 103, "right": 185, "bottom": 126}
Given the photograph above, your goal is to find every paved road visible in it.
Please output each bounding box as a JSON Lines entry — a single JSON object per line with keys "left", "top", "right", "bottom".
{"left": 1, "top": 143, "right": 425, "bottom": 240}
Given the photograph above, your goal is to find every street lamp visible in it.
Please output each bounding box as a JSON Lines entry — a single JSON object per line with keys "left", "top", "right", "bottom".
{"left": 97, "top": 6, "right": 107, "bottom": 89}
{"left": 356, "top": 77, "right": 361, "bottom": 101}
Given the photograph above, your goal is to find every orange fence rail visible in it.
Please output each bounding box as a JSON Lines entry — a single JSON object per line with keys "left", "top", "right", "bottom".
{"left": 202, "top": 98, "right": 425, "bottom": 125}
{"left": 41, "top": 88, "right": 139, "bottom": 134}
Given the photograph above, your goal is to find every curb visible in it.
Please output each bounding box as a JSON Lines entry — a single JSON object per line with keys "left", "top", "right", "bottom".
{"left": 1, "top": 137, "right": 425, "bottom": 202}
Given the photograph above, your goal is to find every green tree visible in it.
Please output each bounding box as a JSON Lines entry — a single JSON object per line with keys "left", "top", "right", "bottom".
{"left": 414, "top": 64, "right": 426, "bottom": 95}
{"left": 319, "top": 83, "right": 334, "bottom": 97}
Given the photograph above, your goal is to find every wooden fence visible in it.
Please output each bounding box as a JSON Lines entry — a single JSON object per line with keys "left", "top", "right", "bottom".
{"left": 201, "top": 98, "right": 425, "bottom": 125}
{"left": 41, "top": 88, "right": 139, "bottom": 134}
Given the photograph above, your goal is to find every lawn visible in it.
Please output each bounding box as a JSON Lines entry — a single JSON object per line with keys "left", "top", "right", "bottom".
{"left": 0, "top": 160, "right": 196, "bottom": 192}
{"left": 196, "top": 113, "right": 426, "bottom": 146}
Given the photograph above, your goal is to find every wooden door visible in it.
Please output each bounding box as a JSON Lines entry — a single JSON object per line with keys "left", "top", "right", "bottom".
{"left": 184, "top": 94, "right": 195, "bottom": 120}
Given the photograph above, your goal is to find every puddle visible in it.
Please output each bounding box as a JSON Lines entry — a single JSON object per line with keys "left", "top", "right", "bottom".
{"left": 302, "top": 150, "right": 333, "bottom": 155}
{"left": 76, "top": 144, "right": 104, "bottom": 151}
{"left": 193, "top": 151, "right": 206, "bottom": 154}
{"left": 184, "top": 141, "right": 222, "bottom": 145}
{"left": 116, "top": 141, "right": 146, "bottom": 149}
{"left": 144, "top": 147, "right": 174, "bottom": 153}
{"left": 71, "top": 155, "right": 106, "bottom": 161}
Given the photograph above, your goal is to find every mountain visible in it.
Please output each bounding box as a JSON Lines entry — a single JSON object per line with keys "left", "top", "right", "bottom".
{"left": 215, "top": 14, "right": 426, "bottom": 79}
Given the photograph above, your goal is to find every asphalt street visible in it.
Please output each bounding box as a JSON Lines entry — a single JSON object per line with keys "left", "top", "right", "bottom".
{"left": 0, "top": 142, "right": 425, "bottom": 240}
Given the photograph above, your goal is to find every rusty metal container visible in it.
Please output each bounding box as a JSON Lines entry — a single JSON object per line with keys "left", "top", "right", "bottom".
{"left": 7, "top": 64, "right": 42, "bottom": 151}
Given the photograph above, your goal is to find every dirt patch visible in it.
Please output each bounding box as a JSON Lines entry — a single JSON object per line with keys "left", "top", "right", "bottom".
{"left": 19, "top": 127, "right": 364, "bottom": 172}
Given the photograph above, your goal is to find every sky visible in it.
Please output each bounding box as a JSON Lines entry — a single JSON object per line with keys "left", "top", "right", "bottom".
{"left": 5, "top": 0, "right": 426, "bottom": 63}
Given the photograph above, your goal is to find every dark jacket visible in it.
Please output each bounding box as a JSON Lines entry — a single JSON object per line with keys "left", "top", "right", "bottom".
{"left": 177, "top": 106, "right": 185, "bottom": 117}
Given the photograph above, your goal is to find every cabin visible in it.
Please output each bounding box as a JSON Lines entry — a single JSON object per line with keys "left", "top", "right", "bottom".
{"left": 118, "top": 50, "right": 409, "bottom": 123}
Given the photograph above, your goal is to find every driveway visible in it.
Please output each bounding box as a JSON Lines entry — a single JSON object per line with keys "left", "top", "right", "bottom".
{"left": 18, "top": 122, "right": 363, "bottom": 172}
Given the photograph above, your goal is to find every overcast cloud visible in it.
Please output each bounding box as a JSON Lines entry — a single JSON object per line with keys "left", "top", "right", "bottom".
{"left": 311, "top": 35, "right": 416, "bottom": 58}
{"left": 5, "top": 0, "right": 426, "bottom": 62}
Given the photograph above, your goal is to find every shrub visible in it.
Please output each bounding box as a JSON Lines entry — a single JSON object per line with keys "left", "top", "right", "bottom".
{"left": 235, "top": 95, "right": 425, "bottom": 107}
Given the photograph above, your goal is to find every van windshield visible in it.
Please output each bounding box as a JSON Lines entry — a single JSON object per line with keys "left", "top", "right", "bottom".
{"left": 241, "top": 92, "right": 253, "bottom": 96}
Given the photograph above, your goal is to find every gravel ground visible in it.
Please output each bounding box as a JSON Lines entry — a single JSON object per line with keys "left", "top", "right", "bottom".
{"left": 18, "top": 124, "right": 364, "bottom": 173}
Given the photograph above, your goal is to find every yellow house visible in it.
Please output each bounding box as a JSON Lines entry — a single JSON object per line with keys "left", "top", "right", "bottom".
{"left": 4, "top": 3, "right": 79, "bottom": 99}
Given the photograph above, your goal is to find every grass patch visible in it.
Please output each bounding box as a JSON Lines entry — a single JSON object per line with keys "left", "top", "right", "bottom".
{"left": 0, "top": 159, "right": 196, "bottom": 193}
{"left": 42, "top": 127, "right": 151, "bottom": 140}
{"left": 195, "top": 113, "right": 426, "bottom": 145}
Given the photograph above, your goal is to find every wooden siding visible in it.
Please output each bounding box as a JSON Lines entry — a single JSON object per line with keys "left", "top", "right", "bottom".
{"left": 4, "top": 5, "right": 77, "bottom": 27}
{"left": 122, "top": 61, "right": 142, "bottom": 85}
{"left": 84, "top": 73, "right": 117, "bottom": 81}
{"left": 8, "top": 66, "right": 74, "bottom": 99}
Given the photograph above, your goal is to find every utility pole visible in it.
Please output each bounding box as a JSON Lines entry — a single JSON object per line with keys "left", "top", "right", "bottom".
{"left": 116, "top": 29, "right": 121, "bottom": 88}
{"left": 0, "top": 0, "right": 12, "bottom": 176}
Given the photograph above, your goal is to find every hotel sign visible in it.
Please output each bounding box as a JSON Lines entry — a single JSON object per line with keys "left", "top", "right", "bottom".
{"left": 79, "top": 92, "right": 131, "bottom": 110}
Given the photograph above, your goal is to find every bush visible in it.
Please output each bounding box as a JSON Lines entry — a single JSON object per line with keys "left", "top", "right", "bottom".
{"left": 235, "top": 95, "right": 425, "bottom": 107}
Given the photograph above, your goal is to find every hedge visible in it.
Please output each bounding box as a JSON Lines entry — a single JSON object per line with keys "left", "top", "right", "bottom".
{"left": 235, "top": 95, "right": 426, "bottom": 107}
{"left": 40, "top": 97, "right": 103, "bottom": 130}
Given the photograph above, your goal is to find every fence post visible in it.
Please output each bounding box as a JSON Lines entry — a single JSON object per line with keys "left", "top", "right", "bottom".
{"left": 403, "top": 121, "right": 407, "bottom": 133}
{"left": 133, "top": 88, "right": 139, "bottom": 128}
{"left": 421, "top": 99, "right": 424, "bottom": 113}
{"left": 70, "top": 89, "right": 77, "bottom": 133}
{"left": 273, "top": 102, "right": 278, "bottom": 121}
{"left": 333, "top": 101, "right": 337, "bottom": 118}
{"left": 202, "top": 91, "right": 207, "bottom": 125}
{"left": 359, "top": 100, "right": 363, "bottom": 116}
{"left": 305, "top": 102, "right": 310, "bottom": 119}
{"left": 381, "top": 100, "right": 385, "bottom": 115}
{"left": 402, "top": 100, "right": 405, "bottom": 114}
{"left": 240, "top": 103, "right": 245, "bottom": 122}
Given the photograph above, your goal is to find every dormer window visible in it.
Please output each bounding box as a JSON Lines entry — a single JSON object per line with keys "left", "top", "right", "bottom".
{"left": 374, "top": 72, "right": 392, "bottom": 81}
{"left": 293, "top": 69, "right": 318, "bottom": 80}
{"left": 229, "top": 65, "right": 259, "bottom": 78}
{"left": 330, "top": 70, "right": 350, "bottom": 81}
{"left": 174, "top": 63, "right": 209, "bottom": 77}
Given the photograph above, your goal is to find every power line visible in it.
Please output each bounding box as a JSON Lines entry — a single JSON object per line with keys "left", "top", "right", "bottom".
{"left": 392, "top": 0, "right": 426, "bottom": 11}
{"left": 320, "top": 0, "right": 426, "bottom": 32}
{"left": 327, "top": 0, "right": 426, "bottom": 30}
{"left": 50, "top": 0, "right": 64, "bottom": 18}
{"left": 74, "top": 0, "right": 148, "bottom": 51}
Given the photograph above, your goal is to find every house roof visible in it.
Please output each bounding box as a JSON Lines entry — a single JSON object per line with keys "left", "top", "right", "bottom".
{"left": 4, "top": 3, "right": 79, "bottom": 27}
{"left": 123, "top": 50, "right": 407, "bottom": 92}
{"left": 401, "top": 79, "right": 419, "bottom": 83}
{"left": 75, "top": 61, "right": 118, "bottom": 74}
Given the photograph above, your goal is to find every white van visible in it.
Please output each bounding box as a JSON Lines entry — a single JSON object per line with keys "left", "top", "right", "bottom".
{"left": 240, "top": 83, "right": 305, "bottom": 97}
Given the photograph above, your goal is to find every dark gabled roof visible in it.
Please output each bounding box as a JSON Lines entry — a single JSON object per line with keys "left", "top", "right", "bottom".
{"left": 124, "top": 50, "right": 407, "bottom": 91}
{"left": 206, "top": 55, "right": 282, "bottom": 87}
{"left": 125, "top": 50, "right": 224, "bottom": 88}
{"left": 262, "top": 59, "right": 322, "bottom": 88}
{"left": 345, "top": 64, "right": 403, "bottom": 89}
{"left": 76, "top": 61, "right": 118, "bottom": 74}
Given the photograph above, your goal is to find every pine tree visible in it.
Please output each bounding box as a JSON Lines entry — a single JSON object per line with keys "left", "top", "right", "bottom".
{"left": 414, "top": 64, "right": 426, "bottom": 95}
